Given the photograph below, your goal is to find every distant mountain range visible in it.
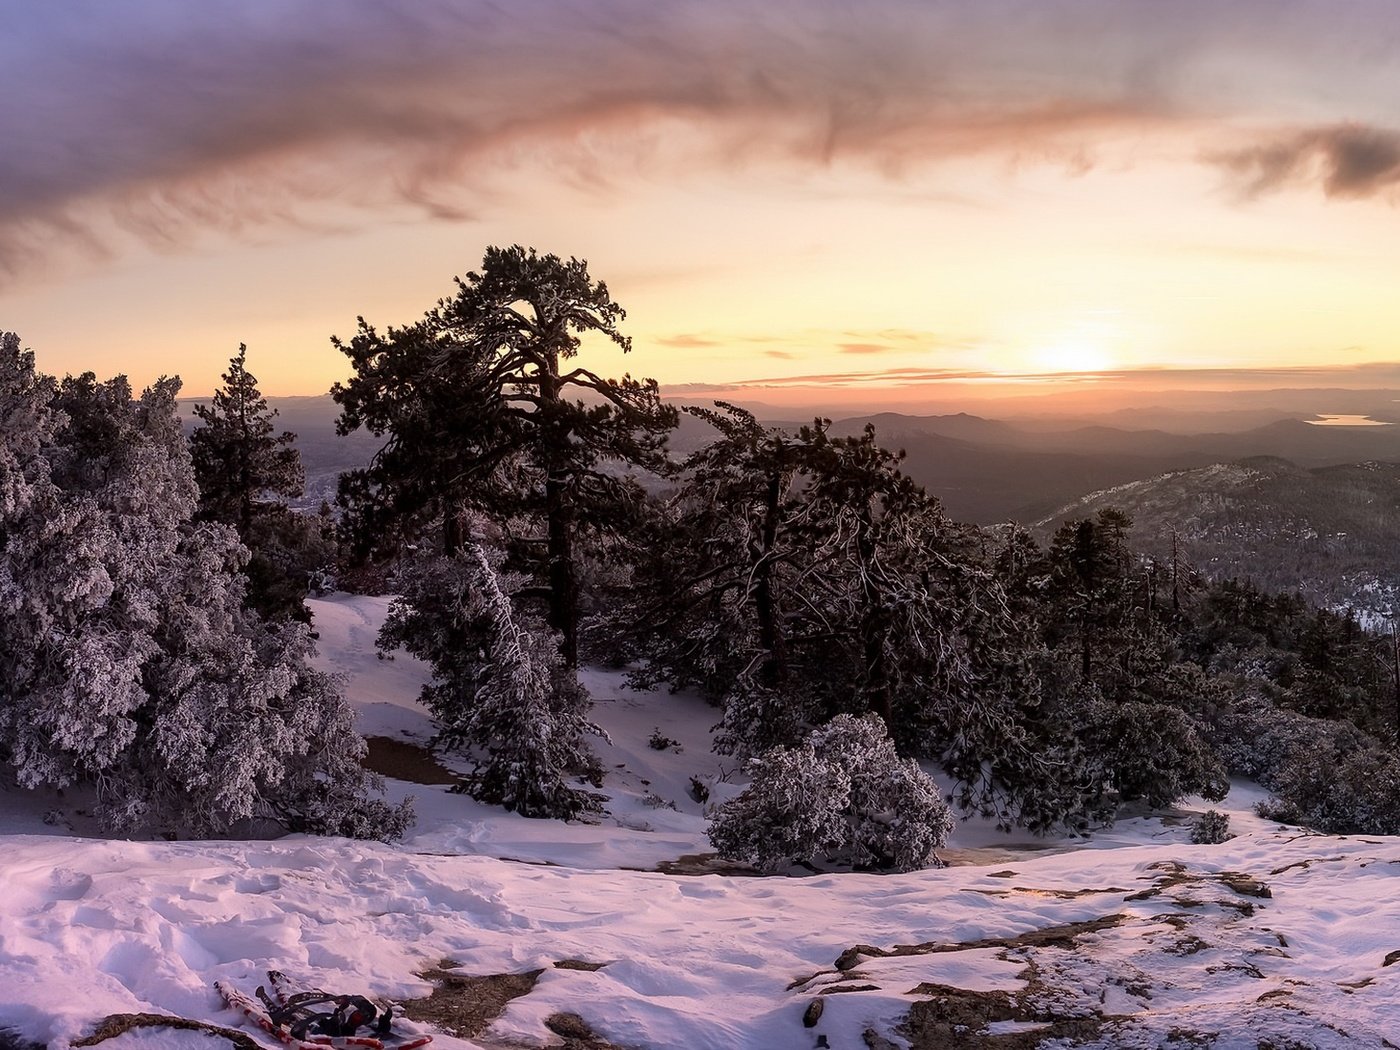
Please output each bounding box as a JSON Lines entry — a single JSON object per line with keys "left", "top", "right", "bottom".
{"left": 182, "top": 396, "right": 1400, "bottom": 619}
{"left": 825, "top": 411, "right": 1400, "bottom": 523}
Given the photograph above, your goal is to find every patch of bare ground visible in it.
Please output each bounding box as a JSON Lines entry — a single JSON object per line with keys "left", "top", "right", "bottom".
{"left": 651, "top": 852, "right": 762, "bottom": 876}
{"left": 71, "top": 1013, "right": 260, "bottom": 1048}
{"left": 554, "top": 958, "right": 609, "bottom": 972}
{"left": 1124, "top": 861, "right": 1270, "bottom": 915}
{"left": 833, "top": 913, "right": 1131, "bottom": 971}
{"left": 792, "top": 915, "right": 1138, "bottom": 1047}
{"left": 362, "top": 736, "right": 459, "bottom": 785}
{"left": 400, "top": 960, "right": 621, "bottom": 1048}
{"left": 399, "top": 963, "right": 543, "bottom": 1039}
{"left": 543, "top": 1012, "right": 630, "bottom": 1049}
{"left": 968, "top": 885, "right": 1131, "bottom": 900}
{"left": 899, "top": 979, "right": 1102, "bottom": 1049}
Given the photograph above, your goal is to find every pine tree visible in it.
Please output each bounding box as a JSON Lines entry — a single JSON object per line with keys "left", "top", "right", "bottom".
{"left": 190, "top": 345, "right": 329, "bottom": 621}
{"left": 610, "top": 403, "right": 814, "bottom": 753}
{"left": 332, "top": 245, "right": 677, "bottom": 666}
{"left": 380, "top": 543, "right": 604, "bottom": 819}
{"left": 1044, "top": 509, "right": 1137, "bottom": 684}
{"left": 189, "top": 345, "right": 301, "bottom": 533}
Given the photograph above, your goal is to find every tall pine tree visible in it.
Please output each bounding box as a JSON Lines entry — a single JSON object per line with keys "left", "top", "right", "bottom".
{"left": 190, "top": 345, "right": 331, "bottom": 621}
{"left": 332, "top": 245, "right": 676, "bottom": 667}
{"left": 189, "top": 345, "right": 301, "bottom": 532}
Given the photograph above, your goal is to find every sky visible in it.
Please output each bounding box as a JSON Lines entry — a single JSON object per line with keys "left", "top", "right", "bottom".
{"left": 4, "top": 1, "right": 1400, "bottom": 403}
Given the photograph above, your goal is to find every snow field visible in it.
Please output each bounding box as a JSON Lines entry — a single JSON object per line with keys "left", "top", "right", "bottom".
{"left": 5, "top": 828, "right": 1400, "bottom": 1047}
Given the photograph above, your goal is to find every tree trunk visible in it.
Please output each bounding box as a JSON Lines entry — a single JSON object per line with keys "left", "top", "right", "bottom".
{"left": 855, "top": 509, "right": 893, "bottom": 727}
{"left": 538, "top": 356, "right": 579, "bottom": 668}
{"left": 443, "top": 503, "right": 465, "bottom": 557}
{"left": 1392, "top": 625, "right": 1400, "bottom": 744}
{"left": 546, "top": 471, "right": 579, "bottom": 667}
{"left": 753, "top": 471, "right": 787, "bottom": 690}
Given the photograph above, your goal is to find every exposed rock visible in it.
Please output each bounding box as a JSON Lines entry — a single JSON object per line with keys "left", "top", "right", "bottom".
{"left": 836, "top": 913, "right": 1130, "bottom": 970}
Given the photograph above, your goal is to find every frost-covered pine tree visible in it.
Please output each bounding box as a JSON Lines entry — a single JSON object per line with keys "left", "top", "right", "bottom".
{"left": 0, "top": 335, "right": 409, "bottom": 839}
{"left": 381, "top": 543, "right": 603, "bottom": 819}
{"left": 708, "top": 713, "right": 952, "bottom": 873}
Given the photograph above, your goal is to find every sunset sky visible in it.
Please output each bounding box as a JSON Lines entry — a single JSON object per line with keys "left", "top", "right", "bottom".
{"left": 4, "top": 1, "right": 1400, "bottom": 403}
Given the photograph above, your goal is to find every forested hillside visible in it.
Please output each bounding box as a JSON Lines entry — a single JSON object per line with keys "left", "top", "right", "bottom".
{"left": 1039, "top": 458, "right": 1400, "bottom": 625}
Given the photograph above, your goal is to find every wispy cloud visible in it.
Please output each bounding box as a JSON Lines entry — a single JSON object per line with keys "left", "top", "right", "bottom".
{"left": 655, "top": 333, "right": 721, "bottom": 348}
{"left": 5, "top": 1, "right": 1400, "bottom": 279}
{"left": 682, "top": 359, "right": 1400, "bottom": 392}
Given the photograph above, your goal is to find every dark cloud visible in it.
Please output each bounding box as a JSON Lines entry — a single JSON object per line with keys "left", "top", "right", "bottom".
{"left": 1212, "top": 123, "right": 1400, "bottom": 200}
{"left": 3, "top": 1, "right": 1396, "bottom": 273}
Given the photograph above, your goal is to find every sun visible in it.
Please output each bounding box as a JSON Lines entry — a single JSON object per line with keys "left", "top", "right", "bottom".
{"left": 1029, "top": 339, "right": 1115, "bottom": 375}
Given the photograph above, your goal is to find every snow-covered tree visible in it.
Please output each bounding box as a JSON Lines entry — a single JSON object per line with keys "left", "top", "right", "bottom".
{"left": 708, "top": 714, "right": 952, "bottom": 873}
{"left": 616, "top": 410, "right": 1127, "bottom": 830}
{"left": 0, "top": 336, "right": 408, "bottom": 838}
{"left": 710, "top": 672, "right": 815, "bottom": 760}
{"left": 381, "top": 543, "right": 603, "bottom": 819}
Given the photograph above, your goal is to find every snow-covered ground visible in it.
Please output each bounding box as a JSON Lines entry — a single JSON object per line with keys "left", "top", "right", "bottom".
{"left": 2, "top": 594, "right": 1398, "bottom": 1048}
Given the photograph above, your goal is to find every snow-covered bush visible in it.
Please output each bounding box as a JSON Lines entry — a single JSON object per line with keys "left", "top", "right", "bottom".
{"left": 1082, "top": 698, "right": 1229, "bottom": 810}
{"left": 1218, "top": 691, "right": 1400, "bottom": 835}
{"left": 707, "top": 743, "right": 848, "bottom": 871}
{"left": 0, "top": 338, "right": 407, "bottom": 839}
{"left": 381, "top": 545, "right": 604, "bottom": 819}
{"left": 708, "top": 714, "right": 953, "bottom": 873}
{"left": 711, "top": 673, "right": 811, "bottom": 759}
{"left": 1191, "top": 810, "right": 1232, "bottom": 844}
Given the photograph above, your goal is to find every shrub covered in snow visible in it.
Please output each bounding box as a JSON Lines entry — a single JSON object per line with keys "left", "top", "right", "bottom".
{"left": 1217, "top": 691, "right": 1400, "bottom": 836}
{"left": 1191, "top": 809, "right": 1232, "bottom": 844}
{"left": 708, "top": 713, "right": 953, "bottom": 873}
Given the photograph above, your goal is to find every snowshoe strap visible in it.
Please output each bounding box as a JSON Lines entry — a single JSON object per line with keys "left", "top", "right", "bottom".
{"left": 270, "top": 993, "right": 383, "bottom": 1039}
